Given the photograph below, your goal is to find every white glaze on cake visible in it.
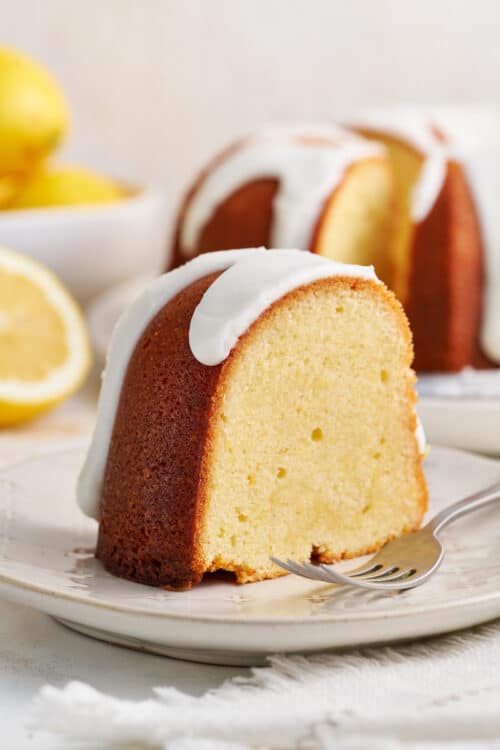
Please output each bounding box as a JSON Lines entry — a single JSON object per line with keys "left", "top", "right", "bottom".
{"left": 78, "top": 249, "right": 425, "bottom": 520}
{"left": 78, "top": 248, "right": 259, "bottom": 519}
{"left": 179, "top": 126, "right": 383, "bottom": 258}
{"left": 190, "top": 251, "right": 379, "bottom": 366}
{"left": 355, "top": 116, "right": 450, "bottom": 223}
{"left": 411, "top": 147, "right": 448, "bottom": 222}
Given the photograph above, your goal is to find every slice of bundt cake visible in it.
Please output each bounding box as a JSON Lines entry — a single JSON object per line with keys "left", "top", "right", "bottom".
{"left": 171, "top": 125, "right": 396, "bottom": 285}
{"left": 354, "top": 121, "right": 485, "bottom": 372}
{"left": 78, "top": 249, "right": 427, "bottom": 590}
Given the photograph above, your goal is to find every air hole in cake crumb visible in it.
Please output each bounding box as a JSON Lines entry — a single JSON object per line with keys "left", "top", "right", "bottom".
{"left": 380, "top": 436, "right": 386, "bottom": 445}
{"left": 277, "top": 467, "right": 286, "bottom": 479}
{"left": 362, "top": 504, "right": 373, "bottom": 514}
{"left": 230, "top": 534, "right": 237, "bottom": 547}
{"left": 246, "top": 474, "right": 256, "bottom": 485}
{"left": 336, "top": 306, "right": 344, "bottom": 314}
{"left": 373, "top": 451, "right": 381, "bottom": 460}
{"left": 218, "top": 528, "right": 225, "bottom": 538}
{"left": 220, "top": 413, "right": 228, "bottom": 423}
{"left": 380, "top": 369, "right": 389, "bottom": 384}
{"left": 238, "top": 513, "right": 248, "bottom": 523}
{"left": 311, "top": 428, "right": 323, "bottom": 442}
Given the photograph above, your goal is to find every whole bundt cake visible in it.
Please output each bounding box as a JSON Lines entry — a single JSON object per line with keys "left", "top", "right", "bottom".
{"left": 170, "top": 122, "right": 487, "bottom": 373}
{"left": 78, "top": 249, "right": 427, "bottom": 590}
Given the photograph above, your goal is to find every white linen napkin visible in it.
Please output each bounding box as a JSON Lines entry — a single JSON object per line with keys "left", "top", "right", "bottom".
{"left": 32, "top": 621, "right": 500, "bottom": 749}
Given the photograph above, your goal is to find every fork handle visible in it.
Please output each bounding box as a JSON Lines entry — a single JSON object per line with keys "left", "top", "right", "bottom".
{"left": 428, "top": 480, "right": 500, "bottom": 535}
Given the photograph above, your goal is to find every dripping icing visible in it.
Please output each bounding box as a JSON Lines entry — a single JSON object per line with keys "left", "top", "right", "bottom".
{"left": 179, "top": 125, "right": 383, "bottom": 257}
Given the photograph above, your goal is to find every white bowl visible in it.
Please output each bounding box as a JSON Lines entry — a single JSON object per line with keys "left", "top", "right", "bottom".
{"left": 0, "top": 187, "right": 170, "bottom": 303}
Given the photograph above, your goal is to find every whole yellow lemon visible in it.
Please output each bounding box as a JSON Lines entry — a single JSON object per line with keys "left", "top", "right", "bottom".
{"left": 7, "top": 165, "right": 125, "bottom": 209}
{"left": 0, "top": 47, "right": 69, "bottom": 177}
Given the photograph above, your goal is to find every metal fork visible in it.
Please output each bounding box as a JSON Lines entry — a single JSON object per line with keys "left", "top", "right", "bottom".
{"left": 271, "top": 481, "right": 500, "bottom": 590}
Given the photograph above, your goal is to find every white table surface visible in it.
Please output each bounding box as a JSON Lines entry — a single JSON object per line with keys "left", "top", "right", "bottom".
{"left": 0, "top": 599, "right": 244, "bottom": 749}
{"left": 0, "top": 388, "right": 245, "bottom": 748}
{"left": 4, "top": 385, "right": 500, "bottom": 749}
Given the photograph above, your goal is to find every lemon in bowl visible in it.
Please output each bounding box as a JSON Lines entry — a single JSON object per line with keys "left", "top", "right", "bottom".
{"left": 0, "top": 47, "right": 169, "bottom": 302}
{"left": 0, "top": 47, "right": 68, "bottom": 182}
{"left": 7, "top": 165, "right": 125, "bottom": 209}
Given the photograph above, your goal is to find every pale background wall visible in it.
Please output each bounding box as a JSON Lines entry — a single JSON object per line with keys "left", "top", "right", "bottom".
{"left": 2, "top": 0, "right": 500, "bottom": 224}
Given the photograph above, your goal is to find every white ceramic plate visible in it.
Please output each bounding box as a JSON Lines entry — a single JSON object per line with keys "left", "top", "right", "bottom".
{"left": 0, "top": 444, "right": 500, "bottom": 666}
{"left": 418, "top": 398, "right": 500, "bottom": 456}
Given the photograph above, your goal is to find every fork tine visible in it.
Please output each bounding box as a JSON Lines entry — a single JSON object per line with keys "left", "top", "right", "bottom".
{"left": 273, "top": 556, "right": 393, "bottom": 585}
{"left": 344, "top": 562, "right": 383, "bottom": 577}
{"left": 270, "top": 557, "right": 302, "bottom": 575}
{"left": 369, "top": 567, "right": 417, "bottom": 582}
{"left": 298, "top": 561, "right": 339, "bottom": 582}
{"left": 272, "top": 557, "right": 423, "bottom": 590}
{"left": 317, "top": 564, "right": 353, "bottom": 584}
{"left": 352, "top": 565, "right": 399, "bottom": 581}
{"left": 317, "top": 566, "right": 417, "bottom": 589}
{"left": 334, "top": 565, "right": 418, "bottom": 584}
{"left": 270, "top": 558, "right": 327, "bottom": 582}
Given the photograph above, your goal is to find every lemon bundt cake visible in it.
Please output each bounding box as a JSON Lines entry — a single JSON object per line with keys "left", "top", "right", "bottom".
{"left": 170, "top": 123, "right": 487, "bottom": 373}
{"left": 78, "top": 249, "right": 427, "bottom": 590}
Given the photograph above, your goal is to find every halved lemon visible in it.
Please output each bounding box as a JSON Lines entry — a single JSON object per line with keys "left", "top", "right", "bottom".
{"left": 0, "top": 246, "right": 91, "bottom": 425}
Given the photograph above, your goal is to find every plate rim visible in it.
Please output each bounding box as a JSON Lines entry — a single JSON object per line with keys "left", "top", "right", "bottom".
{"left": 0, "top": 443, "right": 500, "bottom": 627}
{"left": 2, "top": 565, "right": 500, "bottom": 627}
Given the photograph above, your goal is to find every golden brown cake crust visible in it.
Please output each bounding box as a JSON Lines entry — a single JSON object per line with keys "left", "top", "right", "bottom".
{"left": 172, "top": 177, "right": 278, "bottom": 269}
{"left": 405, "top": 160, "right": 485, "bottom": 372}
{"left": 96, "top": 272, "right": 225, "bottom": 589}
{"left": 97, "top": 272, "right": 427, "bottom": 590}
{"left": 169, "top": 139, "right": 278, "bottom": 269}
